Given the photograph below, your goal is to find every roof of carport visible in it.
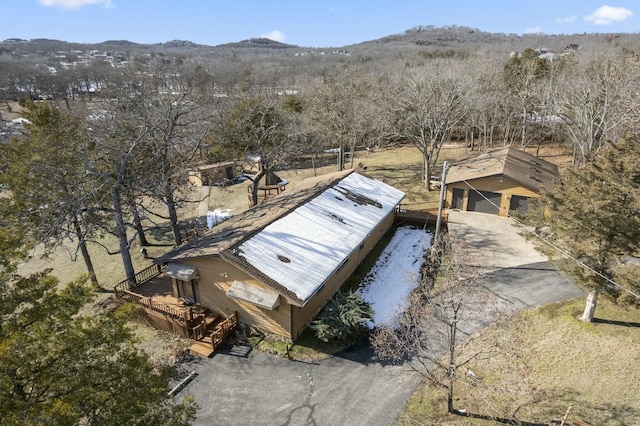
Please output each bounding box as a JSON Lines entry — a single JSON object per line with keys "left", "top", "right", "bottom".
{"left": 447, "top": 146, "right": 559, "bottom": 194}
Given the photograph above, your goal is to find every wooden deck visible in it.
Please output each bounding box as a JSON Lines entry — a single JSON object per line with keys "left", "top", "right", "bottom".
{"left": 130, "top": 274, "right": 187, "bottom": 311}
{"left": 114, "top": 265, "right": 238, "bottom": 356}
{"left": 395, "top": 202, "right": 448, "bottom": 228}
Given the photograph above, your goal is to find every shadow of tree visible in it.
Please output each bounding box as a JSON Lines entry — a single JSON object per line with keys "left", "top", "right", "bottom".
{"left": 592, "top": 317, "right": 640, "bottom": 328}
{"left": 453, "top": 410, "right": 547, "bottom": 425}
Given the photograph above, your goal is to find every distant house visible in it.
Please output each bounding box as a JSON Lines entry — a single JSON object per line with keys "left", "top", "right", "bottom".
{"left": 445, "top": 146, "right": 559, "bottom": 216}
{"left": 564, "top": 44, "right": 581, "bottom": 53}
{"left": 154, "top": 170, "right": 405, "bottom": 340}
{"left": 188, "top": 161, "right": 241, "bottom": 186}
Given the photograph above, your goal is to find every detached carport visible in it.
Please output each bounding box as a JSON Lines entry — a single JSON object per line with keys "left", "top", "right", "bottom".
{"left": 445, "top": 146, "right": 559, "bottom": 216}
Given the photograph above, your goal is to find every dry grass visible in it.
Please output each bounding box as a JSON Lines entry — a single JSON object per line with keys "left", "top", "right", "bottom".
{"left": 399, "top": 298, "right": 640, "bottom": 426}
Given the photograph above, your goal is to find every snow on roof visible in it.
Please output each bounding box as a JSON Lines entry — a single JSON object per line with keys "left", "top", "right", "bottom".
{"left": 237, "top": 172, "right": 405, "bottom": 302}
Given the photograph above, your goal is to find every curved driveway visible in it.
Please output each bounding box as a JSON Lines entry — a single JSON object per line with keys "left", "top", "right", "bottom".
{"left": 180, "top": 211, "right": 583, "bottom": 426}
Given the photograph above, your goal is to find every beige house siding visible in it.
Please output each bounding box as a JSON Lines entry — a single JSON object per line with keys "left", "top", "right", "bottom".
{"left": 171, "top": 210, "right": 396, "bottom": 341}
{"left": 155, "top": 171, "right": 405, "bottom": 341}
{"left": 446, "top": 176, "right": 540, "bottom": 217}
{"left": 185, "top": 257, "right": 293, "bottom": 338}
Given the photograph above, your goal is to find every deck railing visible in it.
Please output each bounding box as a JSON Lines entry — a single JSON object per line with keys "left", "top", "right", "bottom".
{"left": 116, "top": 289, "right": 192, "bottom": 322}
{"left": 113, "top": 263, "right": 165, "bottom": 294}
{"left": 113, "top": 265, "right": 236, "bottom": 353}
{"left": 192, "top": 321, "right": 207, "bottom": 341}
{"left": 210, "top": 312, "right": 238, "bottom": 352}
{"left": 396, "top": 201, "right": 442, "bottom": 213}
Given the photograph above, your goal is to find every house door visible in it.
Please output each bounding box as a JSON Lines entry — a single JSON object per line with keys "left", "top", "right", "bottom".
{"left": 509, "top": 195, "right": 530, "bottom": 215}
{"left": 178, "top": 279, "right": 200, "bottom": 304}
{"left": 467, "top": 190, "right": 501, "bottom": 215}
{"left": 451, "top": 188, "right": 464, "bottom": 210}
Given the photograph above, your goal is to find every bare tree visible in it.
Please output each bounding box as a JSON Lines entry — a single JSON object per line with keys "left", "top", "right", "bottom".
{"left": 131, "top": 62, "right": 219, "bottom": 246}
{"left": 372, "top": 233, "right": 530, "bottom": 421}
{"left": 387, "top": 64, "right": 469, "bottom": 191}
{"left": 305, "top": 70, "right": 361, "bottom": 172}
{"left": 225, "top": 94, "right": 295, "bottom": 206}
{"left": 552, "top": 54, "right": 638, "bottom": 166}
{"left": 86, "top": 77, "right": 153, "bottom": 282}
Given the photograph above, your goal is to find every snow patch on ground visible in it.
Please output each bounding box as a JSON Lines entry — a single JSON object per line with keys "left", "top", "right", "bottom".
{"left": 206, "top": 208, "right": 233, "bottom": 229}
{"left": 357, "top": 226, "right": 432, "bottom": 328}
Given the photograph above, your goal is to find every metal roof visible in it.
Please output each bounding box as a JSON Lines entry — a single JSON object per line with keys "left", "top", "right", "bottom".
{"left": 446, "top": 146, "right": 559, "bottom": 193}
{"left": 157, "top": 170, "right": 406, "bottom": 306}
{"left": 163, "top": 262, "right": 197, "bottom": 281}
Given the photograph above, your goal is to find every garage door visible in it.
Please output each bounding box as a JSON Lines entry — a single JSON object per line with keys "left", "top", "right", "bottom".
{"left": 467, "top": 190, "right": 501, "bottom": 215}
{"left": 509, "top": 195, "right": 530, "bottom": 215}
{"left": 451, "top": 188, "right": 464, "bottom": 210}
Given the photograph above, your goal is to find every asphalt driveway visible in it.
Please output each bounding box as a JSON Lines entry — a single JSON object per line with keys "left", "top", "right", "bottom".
{"left": 181, "top": 341, "right": 419, "bottom": 426}
{"left": 178, "top": 211, "right": 583, "bottom": 426}
{"left": 446, "top": 210, "right": 583, "bottom": 308}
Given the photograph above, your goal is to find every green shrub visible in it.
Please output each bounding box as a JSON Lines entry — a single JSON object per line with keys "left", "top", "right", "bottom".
{"left": 310, "top": 290, "right": 374, "bottom": 343}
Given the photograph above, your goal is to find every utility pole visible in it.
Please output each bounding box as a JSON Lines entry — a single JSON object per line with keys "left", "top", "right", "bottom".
{"left": 434, "top": 161, "right": 448, "bottom": 244}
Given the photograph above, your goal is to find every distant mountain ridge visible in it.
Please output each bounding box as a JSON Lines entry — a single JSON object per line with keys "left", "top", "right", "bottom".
{"left": 1, "top": 25, "right": 634, "bottom": 54}
{"left": 0, "top": 36, "right": 300, "bottom": 52}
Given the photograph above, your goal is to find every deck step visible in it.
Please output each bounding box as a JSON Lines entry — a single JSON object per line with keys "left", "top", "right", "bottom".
{"left": 205, "top": 315, "right": 220, "bottom": 327}
{"left": 189, "top": 340, "right": 214, "bottom": 358}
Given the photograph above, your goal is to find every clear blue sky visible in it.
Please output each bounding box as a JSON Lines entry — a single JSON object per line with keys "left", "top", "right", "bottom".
{"left": 1, "top": 1, "right": 638, "bottom": 48}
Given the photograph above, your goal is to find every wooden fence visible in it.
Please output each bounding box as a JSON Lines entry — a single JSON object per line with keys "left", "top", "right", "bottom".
{"left": 395, "top": 202, "right": 448, "bottom": 227}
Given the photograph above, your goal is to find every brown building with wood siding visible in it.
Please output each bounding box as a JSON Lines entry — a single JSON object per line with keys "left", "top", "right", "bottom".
{"left": 445, "top": 146, "right": 559, "bottom": 216}
{"left": 155, "top": 170, "right": 405, "bottom": 341}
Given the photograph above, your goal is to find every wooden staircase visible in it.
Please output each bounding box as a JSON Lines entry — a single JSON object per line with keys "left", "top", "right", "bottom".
{"left": 189, "top": 311, "right": 239, "bottom": 358}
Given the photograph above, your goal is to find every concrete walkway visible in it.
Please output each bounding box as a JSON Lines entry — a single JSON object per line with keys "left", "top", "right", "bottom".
{"left": 446, "top": 210, "right": 547, "bottom": 269}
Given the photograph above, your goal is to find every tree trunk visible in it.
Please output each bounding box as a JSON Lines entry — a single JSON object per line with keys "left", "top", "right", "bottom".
{"left": 73, "top": 216, "right": 99, "bottom": 289}
{"left": 166, "top": 191, "right": 181, "bottom": 246}
{"left": 111, "top": 185, "right": 135, "bottom": 282}
{"left": 250, "top": 168, "right": 266, "bottom": 207}
{"left": 311, "top": 152, "right": 317, "bottom": 177}
{"left": 447, "top": 309, "right": 459, "bottom": 414}
{"left": 131, "top": 203, "right": 149, "bottom": 247}
{"left": 521, "top": 108, "right": 527, "bottom": 150}
{"left": 349, "top": 135, "right": 357, "bottom": 169}
{"left": 580, "top": 290, "right": 599, "bottom": 322}
{"left": 424, "top": 154, "right": 431, "bottom": 192}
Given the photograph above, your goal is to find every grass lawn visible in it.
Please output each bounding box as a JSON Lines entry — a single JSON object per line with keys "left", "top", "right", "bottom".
{"left": 399, "top": 297, "right": 640, "bottom": 426}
